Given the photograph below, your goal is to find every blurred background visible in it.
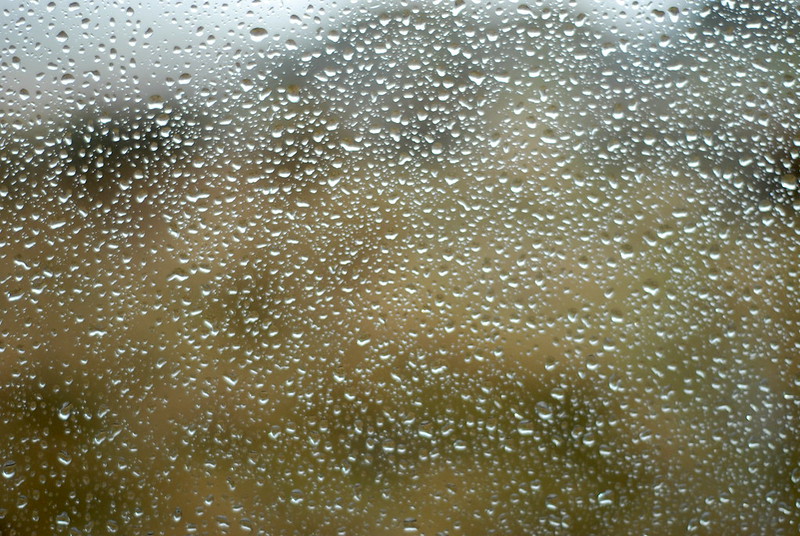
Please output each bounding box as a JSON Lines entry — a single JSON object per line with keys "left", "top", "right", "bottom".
{"left": 1, "top": 0, "right": 799, "bottom": 534}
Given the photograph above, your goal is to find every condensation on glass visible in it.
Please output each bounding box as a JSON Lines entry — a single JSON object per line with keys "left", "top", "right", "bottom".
{"left": 0, "top": 0, "right": 798, "bottom": 534}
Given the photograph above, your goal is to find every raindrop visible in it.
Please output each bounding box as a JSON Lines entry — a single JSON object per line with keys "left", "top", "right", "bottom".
{"left": 249, "top": 27, "right": 268, "bottom": 42}
{"left": 517, "top": 420, "right": 534, "bottom": 436}
{"left": 1, "top": 461, "right": 16, "bottom": 479}
{"left": 56, "top": 451, "right": 72, "bottom": 466}
{"left": 535, "top": 401, "right": 553, "bottom": 421}
{"left": 58, "top": 403, "right": 72, "bottom": 421}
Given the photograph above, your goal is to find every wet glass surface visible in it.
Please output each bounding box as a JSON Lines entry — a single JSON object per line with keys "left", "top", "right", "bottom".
{"left": 1, "top": 1, "right": 799, "bottom": 534}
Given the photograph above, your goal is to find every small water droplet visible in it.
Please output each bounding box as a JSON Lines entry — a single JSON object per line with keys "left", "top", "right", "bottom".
{"left": 517, "top": 420, "right": 534, "bottom": 436}
{"left": 597, "top": 489, "right": 614, "bottom": 507}
{"left": 2, "top": 461, "right": 16, "bottom": 479}
{"left": 290, "top": 489, "right": 304, "bottom": 504}
{"left": 249, "top": 27, "right": 268, "bottom": 42}
{"left": 643, "top": 280, "right": 660, "bottom": 296}
{"left": 57, "top": 451, "right": 72, "bottom": 466}
{"left": 403, "top": 518, "right": 418, "bottom": 533}
{"left": 535, "top": 401, "right": 553, "bottom": 421}
{"left": 58, "top": 402, "right": 72, "bottom": 421}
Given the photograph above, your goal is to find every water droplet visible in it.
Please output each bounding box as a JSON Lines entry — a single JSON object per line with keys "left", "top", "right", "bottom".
{"left": 58, "top": 402, "right": 72, "bottom": 421}
{"left": 2, "top": 461, "right": 16, "bottom": 479}
{"left": 597, "top": 490, "right": 614, "bottom": 507}
{"left": 535, "top": 401, "right": 553, "bottom": 421}
{"left": 57, "top": 451, "right": 72, "bottom": 466}
{"left": 249, "top": 27, "right": 268, "bottom": 42}
{"left": 517, "top": 420, "right": 534, "bottom": 436}
{"left": 643, "top": 280, "right": 660, "bottom": 296}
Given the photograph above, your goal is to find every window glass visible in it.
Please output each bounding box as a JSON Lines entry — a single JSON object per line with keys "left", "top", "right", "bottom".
{"left": 1, "top": 0, "right": 798, "bottom": 534}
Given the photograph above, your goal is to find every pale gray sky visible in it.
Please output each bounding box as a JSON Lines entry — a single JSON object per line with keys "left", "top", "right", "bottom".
{"left": 1, "top": 0, "right": 697, "bottom": 125}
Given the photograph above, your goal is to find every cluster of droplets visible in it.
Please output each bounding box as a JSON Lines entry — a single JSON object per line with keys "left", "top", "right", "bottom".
{"left": 0, "top": 0, "right": 799, "bottom": 534}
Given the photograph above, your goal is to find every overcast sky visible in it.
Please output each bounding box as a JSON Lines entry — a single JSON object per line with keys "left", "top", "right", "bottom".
{"left": 1, "top": 0, "right": 696, "bottom": 124}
